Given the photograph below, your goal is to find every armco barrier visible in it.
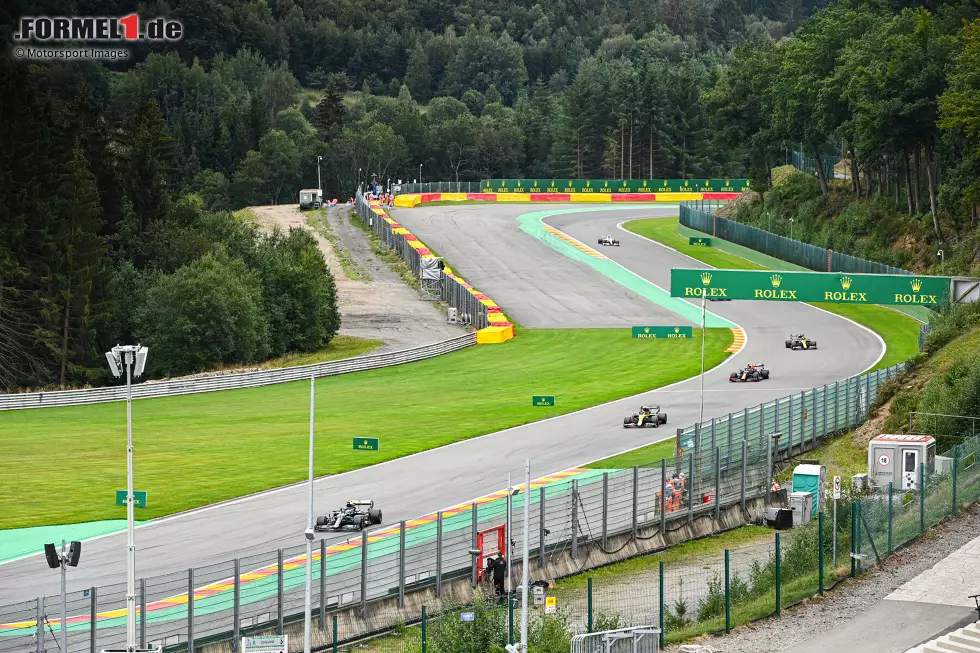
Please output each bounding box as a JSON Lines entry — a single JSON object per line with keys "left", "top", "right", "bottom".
{"left": 394, "top": 191, "right": 740, "bottom": 207}
{"left": 354, "top": 191, "right": 514, "bottom": 341}
{"left": 0, "top": 334, "right": 476, "bottom": 411}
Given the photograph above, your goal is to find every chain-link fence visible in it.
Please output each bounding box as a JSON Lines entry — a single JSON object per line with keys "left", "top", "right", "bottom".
{"left": 353, "top": 191, "right": 489, "bottom": 329}
{"left": 394, "top": 182, "right": 483, "bottom": 195}
{"left": 680, "top": 200, "right": 914, "bottom": 276}
{"left": 789, "top": 151, "right": 839, "bottom": 182}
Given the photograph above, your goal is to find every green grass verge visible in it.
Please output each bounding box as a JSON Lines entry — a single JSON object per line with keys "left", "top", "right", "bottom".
{"left": 623, "top": 217, "right": 921, "bottom": 369}
{"left": 1, "top": 328, "right": 733, "bottom": 529}
{"left": 258, "top": 335, "right": 384, "bottom": 368}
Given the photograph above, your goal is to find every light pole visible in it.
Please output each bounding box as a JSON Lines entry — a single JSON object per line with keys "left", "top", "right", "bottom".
{"left": 937, "top": 249, "right": 944, "bottom": 275}
{"left": 789, "top": 218, "right": 794, "bottom": 240}
{"left": 104, "top": 345, "right": 149, "bottom": 652}
{"left": 419, "top": 164, "right": 423, "bottom": 185}
{"left": 44, "top": 540, "right": 81, "bottom": 653}
{"left": 520, "top": 460, "right": 530, "bottom": 653}
{"left": 358, "top": 167, "right": 362, "bottom": 192}
{"left": 303, "top": 376, "right": 315, "bottom": 652}
{"left": 316, "top": 156, "right": 322, "bottom": 191}
{"left": 506, "top": 475, "right": 521, "bottom": 640}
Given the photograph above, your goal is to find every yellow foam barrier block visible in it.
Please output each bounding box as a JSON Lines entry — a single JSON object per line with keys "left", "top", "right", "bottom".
{"left": 476, "top": 325, "right": 514, "bottom": 343}
{"left": 394, "top": 194, "right": 421, "bottom": 208}
{"left": 441, "top": 193, "right": 468, "bottom": 201}
{"left": 407, "top": 240, "right": 427, "bottom": 249}
{"left": 478, "top": 299, "right": 498, "bottom": 307}
{"left": 569, "top": 193, "right": 612, "bottom": 202}
{"left": 393, "top": 227, "right": 409, "bottom": 234}
{"left": 656, "top": 192, "right": 703, "bottom": 201}
{"left": 496, "top": 193, "right": 532, "bottom": 202}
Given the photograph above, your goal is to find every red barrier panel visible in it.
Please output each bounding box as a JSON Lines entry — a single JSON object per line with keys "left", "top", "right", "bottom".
{"left": 611, "top": 193, "right": 656, "bottom": 201}
{"left": 702, "top": 192, "right": 741, "bottom": 200}
{"left": 420, "top": 193, "right": 442, "bottom": 202}
{"left": 531, "top": 193, "right": 571, "bottom": 201}
{"left": 465, "top": 193, "right": 497, "bottom": 201}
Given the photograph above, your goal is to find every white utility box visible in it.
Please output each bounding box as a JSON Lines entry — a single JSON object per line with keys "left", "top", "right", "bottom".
{"left": 789, "top": 491, "right": 813, "bottom": 526}
{"left": 868, "top": 434, "right": 936, "bottom": 491}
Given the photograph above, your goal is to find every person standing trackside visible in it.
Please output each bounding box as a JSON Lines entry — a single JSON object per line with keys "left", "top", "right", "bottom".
{"left": 491, "top": 552, "right": 506, "bottom": 597}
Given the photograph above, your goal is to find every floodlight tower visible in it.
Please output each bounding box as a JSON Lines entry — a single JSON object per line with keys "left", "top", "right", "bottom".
{"left": 105, "top": 345, "right": 149, "bottom": 651}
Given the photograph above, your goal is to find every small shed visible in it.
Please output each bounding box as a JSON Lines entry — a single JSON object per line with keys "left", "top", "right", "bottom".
{"left": 868, "top": 434, "right": 936, "bottom": 491}
{"left": 792, "top": 463, "right": 826, "bottom": 518}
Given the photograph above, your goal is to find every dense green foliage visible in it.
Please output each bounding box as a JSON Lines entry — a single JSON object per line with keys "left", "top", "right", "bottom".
{"left": 713, "top": 2, "right": 980, "bottom": 274}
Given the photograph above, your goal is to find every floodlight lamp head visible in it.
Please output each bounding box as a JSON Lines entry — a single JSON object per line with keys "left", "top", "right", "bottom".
{"left": 304, "top": 528, "right": 315, "bottom": 542}
{"left": 44, "top": 543, "right": 60, "bottom": 569}
{"left": 133, "top": 346, "right": 149, "bottom": 378}
{"left": 105, "top": 351, "right": 122, "bottom": 378}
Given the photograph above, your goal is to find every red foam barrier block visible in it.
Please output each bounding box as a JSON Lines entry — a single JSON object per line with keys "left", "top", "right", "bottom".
{"left": 420, "top": 193, "right": 442, "bottom": 202}
{"left": 417, "top": 248, "right": 432, "bottom": 256}
{"left": 702, "top": 192, "right": 741, "bottom": 200}
{"left": 531, "top": 193, "right": 570, "bottom": 201}
{"left": 466, "top": 193, "right": 496, "bottom": 201}
{"left": 488, "top": 306, "right": 502, "bottom": 313}
{"left": 474, "top": 293, "right": 489, "bottom": 300}
{"left": 612, "top": 193, "right": 656, "bottom": 201}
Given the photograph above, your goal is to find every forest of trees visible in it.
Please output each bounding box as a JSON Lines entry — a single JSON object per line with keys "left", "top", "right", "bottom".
{"left": 2, "top": 0, "right": 979, "bottom": 389}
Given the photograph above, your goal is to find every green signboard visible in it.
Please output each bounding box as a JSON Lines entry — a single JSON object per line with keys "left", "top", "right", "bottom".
{"left": 532, "top": 395, "right": 556, "bottom": 406}
{"left": 631, "top": 326, "right": 694, "bottom": 339}
{"left": 689, "top": 237, "right": 711, "bottom": 247}
{"left": 353, "top": 437, "right": 380, "bottom": 451}
{"left": 670, "top": 269, "right": 951, "bottom": 306}
{"left": 480, "top": 179, "right": 751, "bottom": 194}
{"left": 115, "top": 490, "right": 148, "bottom": 508}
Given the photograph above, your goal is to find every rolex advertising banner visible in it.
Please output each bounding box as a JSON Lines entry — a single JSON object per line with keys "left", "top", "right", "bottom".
{"left": 480, "top": 179, "right": 751, "bottom": 193}
{"left": 669, "top": 269, "right": 951, "bottom": 306}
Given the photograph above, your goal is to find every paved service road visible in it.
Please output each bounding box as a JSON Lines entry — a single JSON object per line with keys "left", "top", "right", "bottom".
{"left": 0, "top": 204, "right": 883, "bottom": 603}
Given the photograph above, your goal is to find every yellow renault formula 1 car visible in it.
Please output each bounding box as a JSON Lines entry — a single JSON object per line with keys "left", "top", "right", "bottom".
{"left": 623, "top": 405, "right": 667, "bottom": 428}
{"left": 785, "top": 333, "right": 818, "bottom": 350}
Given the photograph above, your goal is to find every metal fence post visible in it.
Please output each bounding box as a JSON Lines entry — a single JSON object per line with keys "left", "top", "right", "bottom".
{"left": 660, "top": 459, "right": 667, "bottom": 534}
{"left": 233, "top": 560, "right": 240, "bottom": 651}
{"left": 919, "top": 462, "right": 925, "bottom": 535}
{"left": 587, "top": 578, "right": 593, "bottom": 633}
{"left": 435, "top": 511, "right": 443, "bottom": 598}
{"left": 741, "top": 440, "right": 747, "bottom": 513}
{"left": 632, "top": 465, "right": 639, "bottom": 539}
{"left": 601, "top": 473, "right": 609, "bottom": 549}
{"left": 775, "top": 533, "right": 781, "bottom": 616}
{"left": 865, "top": 373, "right": 871, "bottom": 418}
{"left": 538, "top": 489, "right": 547, "bottom": 568}
{"left": 188, "top": 569, "right": 195, "bottom": 653}
{"left": 659, "top": 562, "right": 665, "bottom": 648}
{"left": 421, "top": 606, "right": 427, "bottom": 653}
{"left": 952, "top": 445, "right": 959, "bottom": 516}
{"left": 398, "top": 521, "right": 406, "bottom": 607}
{"left": 710, "top": 417, "right": 716, "bottom": 453}
{"left": 332, "top": 615, "right": 338, "bottom": 653}
{"left": 360, "top": 530, "right": 368, "bottom": 614}
{"left": 139, "top": 578, "right": 146, "bottom": 648}
{"left": 278, "top": 549, "right": 284, "bottom": 633}
{"left": 714, "top": 447, "right": 721, "bottom": 522}
{"left": 765, "top": 431, "right": 773, "bottom": 506}
{"left": 89, "top": 587, "right": 97, "bottom": 653}
{"left": 822, "top": 384, "right": 828, "bottom": 439}
{"left": 471, "top": 503, "right": 479, "bottom": 588}
{"left": 319, "top": 541, "right": 326, "bottom": 628}
{"left": 727, "top": 412, "right": 733, "bottom": 462}
{"left": 834, "top": 381, "right": 840, "bottom": 430}
{"left": 818, "top": 512, "right": 825, "bottom": 595}
{"left": 743, "top": 407, "right": 749, "bottom": 441}
{"left": 850, "top": 502, "right": 858, "bottom": 578}
{"left": 788, "top": 394, "right": 793, "bottom": 453}
{"left": 845, "top": 378, "right": 851, "bottom": 426}
{"left": 687, "top": 453, "right": 695, "bottom": 525}
{"left": 36, "top": 596, "right": 43, "bottom": 653}
{"left": 724, "top": 549, "right": 731, "bottom": 633}
{"left": 888, "top": 482, "right": 894, "bottom": 554}
{"left": 571, "top": 480, "right": 579, "bottom": 559}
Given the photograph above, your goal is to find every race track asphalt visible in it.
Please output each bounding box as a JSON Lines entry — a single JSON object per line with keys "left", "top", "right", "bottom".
{"left": 0, "top": 204, "right": 883, "bottom": 603}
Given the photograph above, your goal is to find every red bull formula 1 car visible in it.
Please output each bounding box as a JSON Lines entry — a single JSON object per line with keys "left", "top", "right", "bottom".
{"left": 729, "top": 364, "right": 770, "bottom": 382}
{"left": 623, "top": 405, "right": 667, "bottom": 428}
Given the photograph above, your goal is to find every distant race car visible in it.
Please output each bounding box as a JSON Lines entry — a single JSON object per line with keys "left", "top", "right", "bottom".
{"left": 624, "top": 405, "right": 667, "bottom": 428}
{"left": 729, "top": 364, "right": 770, "bottom": 382}
{"left": 315, "top": 500, "right": 382, "bottom": 531}
{"left": 785, "top": 334, "right": 817, "bottom": 350}
{"left": 598, "top": 235, "right": 620, "bottom": 246}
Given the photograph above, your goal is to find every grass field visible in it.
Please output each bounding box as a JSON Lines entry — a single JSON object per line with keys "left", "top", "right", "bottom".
{"left": 1, "top": 328, "right": 733, "bottom": 529}
{"left": 622, "top": 217, "right": 921, "bottom": 369}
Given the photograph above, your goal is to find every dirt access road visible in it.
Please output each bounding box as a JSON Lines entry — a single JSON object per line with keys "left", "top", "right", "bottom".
{"left": 250, "top": 204, "right": 464, "bottom": 352}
